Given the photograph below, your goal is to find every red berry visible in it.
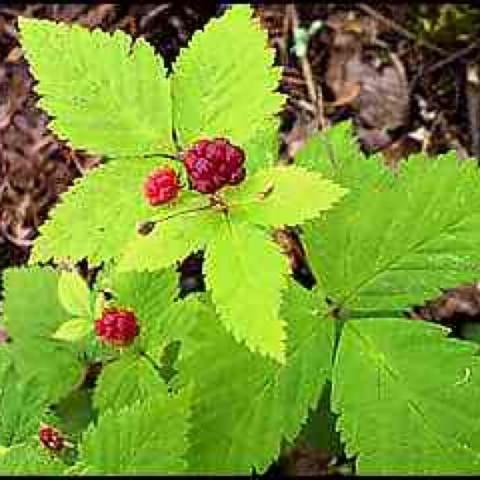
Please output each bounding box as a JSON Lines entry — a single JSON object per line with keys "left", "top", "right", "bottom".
{"left": 183, "top": 138, "right": 246, "bottom": 194}
{"left": 95, "top": 308, "right": 139, "bottom": 346}
{"left": 39, "top": 424, "right": 64, "bottom": 452}
{"left": 144, "top": 167, "right": 181, "bottom": 206}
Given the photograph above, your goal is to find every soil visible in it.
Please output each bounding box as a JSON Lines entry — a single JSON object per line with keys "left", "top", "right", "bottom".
{"left": 1, "top": 3, "right": 480, "bottom": 475}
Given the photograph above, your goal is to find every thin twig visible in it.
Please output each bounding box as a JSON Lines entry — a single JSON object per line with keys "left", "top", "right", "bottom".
{"left": 358, "top": 3, "right": 448, "bottom": 56}
{"left": 466, "top": 62, "right": 480, "bottom": 161}
{"left": 409, "top": 39, "right": 480, "bottom": 94}
{"left": 105, "top": 152, "right": 181, "bottom": 162}
{"left": 286, "top": 4, "right": 327, "bottom": 130}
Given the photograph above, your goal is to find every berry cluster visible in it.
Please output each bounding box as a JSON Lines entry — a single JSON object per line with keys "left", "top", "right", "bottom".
{"left": 95, "top": 308, "right": 139, "bottom": 347}
{"left": 39, "top": 425, "right": 64, "bottom": 452}
{"left": 143, "top": 138, "right": 246, "bottom": 205}
{"left": 183, "top": 138, "right": 246, "bottom": 194}
{"left": 144, "top": 167, "right": 181, "bottom": 206}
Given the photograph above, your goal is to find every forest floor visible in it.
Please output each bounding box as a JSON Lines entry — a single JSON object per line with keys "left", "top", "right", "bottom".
{"left": 1, "top": 3, "right": 480, "bottom": 475}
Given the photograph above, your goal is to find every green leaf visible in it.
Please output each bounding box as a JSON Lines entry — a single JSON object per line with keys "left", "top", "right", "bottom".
{"left": 332, "top": 319, "right": 480, "bottom": 474}
{"left": 58, "top": 270, "right": 91, "bottom": 317}
{"left": 172, "top": 5, "right": 284, "bottom": 149}
{"left": 177, "top": 283, "right": 334, "bottom": 473}
{"left": 0, "top": 442, "right": 65, "bottom": 475}
{"left": 18, "top": 17, "right": 174, "bottom": 156}
{"left": 117, "top": 207, "right": 221, "bottom": 273}
{"left": 242, "top": 117, "right": 280, "bottom": 175}
{"left": 79, "top": 390, "right": 191, "bottom": 474}
{"left": 294, "top": 120, "right": 389, "bottom": 188}
{"left": 111, "top": 269, "right": 202, "bottom": 357}
{"left": 298, "top": 381, "right": 343, "bottom": 456}
{"left": 303, "top": 138, "right": 480, "bottom": 313}
{"left": 51, "top": 318, "right": 92, "bottom": 342}
{"left": 0, "top": 359, "right": 49, "bottom": 447}
{"left": 225, "top": 165, "right": 348, "bottom": 228}
{"left": 205, "top": 219, "right": 289, "bottom": 362}
{"left": 31, "top": 158, "right": 204, "bottom": 265}
{"left": 3, "top": 267, "right": 84, "bottom": 401}
{"left": 94, "top": 353, "right": 168, "bottom": 412}
{"left": 54, "top": 390, "right": 95, "bottom": 441}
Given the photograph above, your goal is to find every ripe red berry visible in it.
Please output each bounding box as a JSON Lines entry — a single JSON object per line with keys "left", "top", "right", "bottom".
{"left": 183, "top": 138, "right": 246, "bottom": 194}
{"left": 95, "top": 308, "right": 139, "bottom": 347}
{"left": 39, "top": 424, "right": 64, "bottom": 452}
{"left": 144, "top": 167, "right": 181, "bottom": 206}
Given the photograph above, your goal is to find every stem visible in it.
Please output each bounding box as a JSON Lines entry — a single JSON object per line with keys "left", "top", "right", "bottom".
{"left": 140, "top": 350, "right": 163, "bottom": 376}
{"left": 105, "top": 151, "right": 183, "bottom": 163}
{"left": 144, "top": 202, "right": 215, "bottom": 230}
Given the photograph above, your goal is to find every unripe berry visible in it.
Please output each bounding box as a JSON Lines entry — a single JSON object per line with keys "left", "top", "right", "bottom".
{"left": 39, "top": 424, "right": 64, "bottom": 452}
{"left": 144, "top": 167, "right": 181, "bottom": 206}
{"left": 183, "top": 138, "right": 246, "bottom": 194}
{"left": 95, "top": 308, "right": 139, "bottom": 346}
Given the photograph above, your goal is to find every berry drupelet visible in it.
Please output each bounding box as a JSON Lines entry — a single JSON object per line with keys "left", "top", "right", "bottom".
{"left": 144, "top": 167, "right": 181, "bottom": 206}
{"left": 39, "top": 425, "right": 65, "bottom": 452}
{"left": 95, "top": 308, "right": 140, "bottom": 347}
{"left": 183, "top": 138, "right": 246, "bottom": 194}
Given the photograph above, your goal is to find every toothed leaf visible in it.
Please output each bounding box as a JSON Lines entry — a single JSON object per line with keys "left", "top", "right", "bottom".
{"left": 31, "top": 158, "right": 201, "bottom": 265}
{"left": 333, "top": 319, "right": 480, "bottom": 474}
{"left": 19, "top": 17, "right": 174, "bottom": 156}
{"left": 177, "top": 283, "right": 334, "bottom": 473}
{"left": 205, "top": 219, "right": 289, "bottom": 362}
{"left": 3, "top": 267, "right": 84, "bottom": 402}
{"left": 79, "top": 390, "right": 191, "bottom": 474}
{"left": 226, "top": 165, "right": 348, "bottom": 228}
{"left": 172, "top": 5, "right": 284, "bottom": 150}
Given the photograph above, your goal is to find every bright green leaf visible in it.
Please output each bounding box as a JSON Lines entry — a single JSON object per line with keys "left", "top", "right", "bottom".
{"left": 304, "top": 150, "right": 480, "bottom": 314}
{"left": 94, "top": 353, "right": 168, "bottom": 412}
{"left": 0, "top": 442, "right": 65, "bottom": 475}
{"left": 172, "top": 5, "right": 284, "bottom": 150}
{"left": 242, "top": 117, "right": 280, "bottom": 175}
{"left": 117, "top": 207, "right": 221, "bottom": 273}
{"left": 205, "top": 219, "right": 289, "bottom": 363}
{"left": 225, "top": 165, "right": 348, "bottom": 228}
{"left": 19, "top": 17, "right": 174, "bottom": 156}
{"left": 177, "top": 283, "right": 334, "bottom": 473}
{"left": 111, "top": 269, "right": 202, "bottom": 357}
{"left": 0, "top": 356, "right": 50, "bottom": 447}
{"left": 51, "top": 318, "right": 92, "bottom": 342}
{"left": 333, "top": 319, "right": 480, "bottom": 474}
{"left": 79, "top": 390, "right": 191, "bottom": 474}
{"left": 3, "top": 267, "right": 84, "bottom": 402}
{"left": 31, "top": 158, "right": 203, "bottom": 265}
{"left": 58, "top": 270, "right": 91, "bottom": 317}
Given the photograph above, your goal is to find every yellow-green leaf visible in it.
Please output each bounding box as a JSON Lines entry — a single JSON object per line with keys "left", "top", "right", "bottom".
{"left": 58, "top": 270, "right": 91, "bottom": 317}
{"left": 51, "top": 318, "right": 92, "bottom": 342}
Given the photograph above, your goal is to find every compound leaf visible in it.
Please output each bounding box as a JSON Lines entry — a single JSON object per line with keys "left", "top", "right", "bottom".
{"left": 177, "top": 282, "right": 334, "bottom": 474}
{"left": 19, "top": 17, "right": 174, "bottom": 156}
{"left": 79, "top": 390, "right": 191, "bottom": 474}
{"left": 332, "top": 319, "right": 480, "bottom": 474}
{"left": 205, "top": 219, "right": 289, "bottom": 362}
{"left": 172, "top": 5, "right": 284, "bottom": 150}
